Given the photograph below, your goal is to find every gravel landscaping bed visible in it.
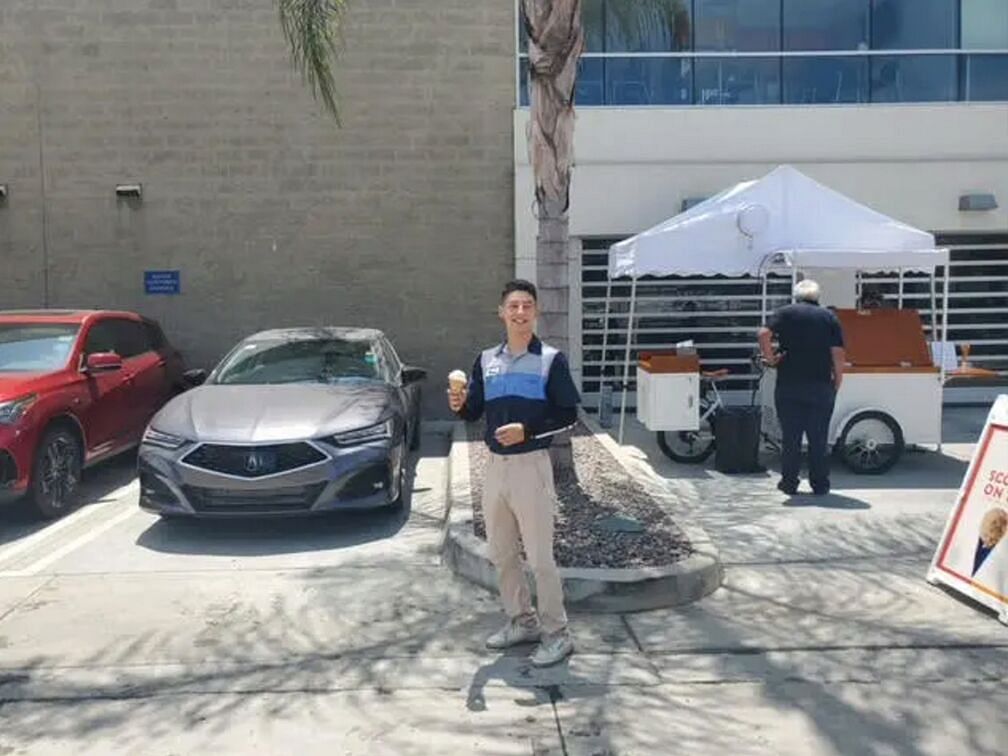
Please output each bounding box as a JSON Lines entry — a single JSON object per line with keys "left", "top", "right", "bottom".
{"left": 467, "top": 422, "right": 692, "bottom": 568}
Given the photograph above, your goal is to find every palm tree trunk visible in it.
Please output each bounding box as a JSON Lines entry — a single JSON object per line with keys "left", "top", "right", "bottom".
{"left": 522, "top": 0, "right": 583, "bottom": 475}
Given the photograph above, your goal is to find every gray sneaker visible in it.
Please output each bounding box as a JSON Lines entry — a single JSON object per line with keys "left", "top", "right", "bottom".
{"left": 485, "top": 617, "right": 541, "bottom": 650}
{"left": 530, "top": 630, "right": 574, "bottom": 667}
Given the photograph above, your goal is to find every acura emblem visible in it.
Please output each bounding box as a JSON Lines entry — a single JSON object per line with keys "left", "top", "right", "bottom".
{"left": 245, "top": 452, "right": 265, "bottom": 474}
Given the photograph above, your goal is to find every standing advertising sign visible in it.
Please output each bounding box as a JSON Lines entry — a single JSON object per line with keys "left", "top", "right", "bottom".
{"left": 928, "top": 396, "right": 1008, "bottom": 625}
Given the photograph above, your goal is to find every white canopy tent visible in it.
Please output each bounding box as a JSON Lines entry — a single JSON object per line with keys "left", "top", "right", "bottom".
{"left": 601, "top": 165, "right": 951, "bottom": 441}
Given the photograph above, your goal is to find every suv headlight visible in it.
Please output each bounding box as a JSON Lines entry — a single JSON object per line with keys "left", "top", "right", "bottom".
{"left": 142, "top": 427, "right": 189, "bottom": 450}
{"left": 0, "top": 394, "right": 37, "bottom": 426}
{"left": 328, "top": 419, "right": 394, "bottom": 446}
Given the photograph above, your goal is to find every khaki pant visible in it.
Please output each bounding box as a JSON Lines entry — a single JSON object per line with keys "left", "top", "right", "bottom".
{"left": 483, "top": 449, "right": 568, "bottom": 634}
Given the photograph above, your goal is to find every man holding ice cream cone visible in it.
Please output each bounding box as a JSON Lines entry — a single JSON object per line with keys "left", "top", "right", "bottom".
{"left": 448, "top": 279, "right": 580, "bottom": 667}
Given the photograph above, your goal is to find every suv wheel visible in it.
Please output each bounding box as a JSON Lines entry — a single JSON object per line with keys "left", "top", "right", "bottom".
{"left": 30, "top": 429, "right": 83, "bottom": 519}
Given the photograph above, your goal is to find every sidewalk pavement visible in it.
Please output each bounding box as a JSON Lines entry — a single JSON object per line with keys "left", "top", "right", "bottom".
{"left": 1, "top": 411, "right": 1006, "bottom": 755}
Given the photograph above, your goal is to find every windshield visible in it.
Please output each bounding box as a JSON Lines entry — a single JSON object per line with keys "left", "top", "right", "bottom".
{"left": 0, "top": 324, "right": 80, "bottom": 373}
{"left": 212, "top": 337, "right": 386, "bottom": 386}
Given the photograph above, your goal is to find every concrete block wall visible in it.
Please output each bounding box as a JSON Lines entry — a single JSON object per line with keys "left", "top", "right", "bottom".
{"left": 0, "top": 0, "right": 516, "bottom": 416}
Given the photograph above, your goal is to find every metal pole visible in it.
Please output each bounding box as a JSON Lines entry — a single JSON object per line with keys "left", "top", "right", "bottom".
{"left": 941, "top": 262, "right": 950, "bottom": 371}
{"left": 930, "top": 268, "right": 938, "bottom": 349}
{"left": 897, "top": 268, "right": 904, "bottom": 308}
{"left": 939, "top": 262, "right": 951, "bottom": 454}
{"left": 939, "top": 264, "right": 947, "bottom": 346}
{"left": 618, "top": 276, "right": 638, "bottom": 444}
{"left": 791, "top": 266, "right": 798, "bottom": 303}
{"left": 599, "top": 278, "right": 612, "bottom": 415}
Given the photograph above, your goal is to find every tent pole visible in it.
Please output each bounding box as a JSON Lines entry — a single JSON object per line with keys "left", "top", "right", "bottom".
{"left": 599, "top": 278, "right": 612, "bottom": 412}
{"left": 897, "top": 268, "right": 904, "bottom": 308}
{"left": 941, "top": 263, "right": 950, "bottom": 350}
{"left": 791, "top": 267, "right": 798, "bottom": 303}
{"left": 930, "top": 269, "right": 938, "bottom": 349}
{"left": 618, "top": 276, "right": 638, "bottom": 445}
{"left": 939, "top": 262, "right": 950, "bottom": 454}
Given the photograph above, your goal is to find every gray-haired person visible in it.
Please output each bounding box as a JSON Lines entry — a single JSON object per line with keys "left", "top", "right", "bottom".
{"left": 758, "top": 279, "right": 846, "bottom": 495}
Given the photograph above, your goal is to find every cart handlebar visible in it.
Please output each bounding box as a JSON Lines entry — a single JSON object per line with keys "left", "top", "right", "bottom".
{"left": 750, "top": 352, "right": 780, "bottom": 372}
{"left": 701, "top": 369, "right": 732, "bottom": 381}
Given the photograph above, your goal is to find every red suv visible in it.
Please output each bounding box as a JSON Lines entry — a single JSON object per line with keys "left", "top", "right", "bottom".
{"left": 0, "top": 310, "right": 191, "bottom": 518}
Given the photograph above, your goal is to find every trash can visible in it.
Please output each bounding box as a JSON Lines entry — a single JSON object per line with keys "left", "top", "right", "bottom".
{"left": 713, "top": 406, "right": 763, "bottom": 474}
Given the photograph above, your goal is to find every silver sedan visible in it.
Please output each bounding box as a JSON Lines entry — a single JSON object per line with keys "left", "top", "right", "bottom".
{"left": 137, "top": 327, "right": 425, "bottom": 518}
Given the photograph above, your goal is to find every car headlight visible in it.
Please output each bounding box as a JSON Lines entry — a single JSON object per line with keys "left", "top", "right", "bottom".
{"left": 141, "top": 427, "right": 189, "bottom": 450}
{"left": 328, "top": 419, "right": 394, "bottom": 446}
{"left": 0, "top": 394, "right": 37, "bottom": 426}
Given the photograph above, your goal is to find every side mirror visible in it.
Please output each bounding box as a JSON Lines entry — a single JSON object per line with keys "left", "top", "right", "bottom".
{"left": 84, "top": 352, "right": 123, "bottom": 374}
{"left": 400, "top": 366, "right": 427, "bottom": 385}
{"left": 183, "top": 369, "right": 208, "bottom": 387}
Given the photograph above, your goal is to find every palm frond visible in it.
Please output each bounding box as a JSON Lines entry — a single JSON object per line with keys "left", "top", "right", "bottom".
{"left": 276, "top": 0, "right": 346, "bottom": 122}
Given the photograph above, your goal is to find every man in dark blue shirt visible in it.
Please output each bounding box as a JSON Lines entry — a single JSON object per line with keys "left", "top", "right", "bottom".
{"left": 759, "top": 279, "right": 846, "bottom": 496}
{"left": 448, "top": 279, "right": 580, "bottom": 667}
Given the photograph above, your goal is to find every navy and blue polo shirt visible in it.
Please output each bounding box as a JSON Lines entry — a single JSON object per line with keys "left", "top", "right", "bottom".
{"left": 457, "top": 335, "right": 580, "bottom": 455}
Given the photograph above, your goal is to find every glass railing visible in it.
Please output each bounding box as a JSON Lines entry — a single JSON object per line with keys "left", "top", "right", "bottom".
{"left": 518, "top": 51, "right": 1008, "bottom": 106}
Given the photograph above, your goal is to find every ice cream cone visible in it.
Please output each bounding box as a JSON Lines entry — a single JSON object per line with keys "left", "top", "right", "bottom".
{"left": 448, "top": 369, "right": 467, "bottom": 395}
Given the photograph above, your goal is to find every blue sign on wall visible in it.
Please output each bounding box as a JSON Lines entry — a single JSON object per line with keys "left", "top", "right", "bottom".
{"left": 144, "top": 270, "right": 181, "bottom": 295}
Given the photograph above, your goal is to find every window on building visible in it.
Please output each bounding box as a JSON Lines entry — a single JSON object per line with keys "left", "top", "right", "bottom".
{"left": 577, "top": 59, "right": 606, "bottom": 106}
{"left": 694, "top": 0, "right": 780, "bottom": 52}
{"left": 583, "top": 0, "right": 606, "bottom": 51}
{"left": 516, "top": 0, "right": 1008, "bottom": 106}
{"left": 783, "top": 57, "right": 870, "bottom": 104}
{"left": 607, "top": 58, "right": 692, "bottom": 105}
{"left": 783, "top": 0, "right": 870, "bottom": 51}
{"left": 605, "top": 0, "right": 692, "bottom": 52}
{"left": 870, "top": 55, "right": 958, "bottom": 102}
{"left": 871, "top": 0, "right": 958, "bottom": 50}
{"left": 694, "top": 57, "right": 781, "bottom": 104}
{"left": 962, "top": 54, "right": 1008, "bottom": 100}
{"left": 961, "top": 0, "right": 1008, "bottom": 49}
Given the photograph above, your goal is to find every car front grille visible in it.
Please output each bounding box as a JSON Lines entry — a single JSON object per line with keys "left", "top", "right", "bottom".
{"left": 183, "top": 482, "right": 327, "bottom": 514}
{"left": 182, "top": 442, "right": 327, "bottom": 478}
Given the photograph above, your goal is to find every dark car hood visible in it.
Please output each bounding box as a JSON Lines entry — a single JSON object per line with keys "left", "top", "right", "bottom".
{"left": 150, "top": 382, "right": 399, "bottom": 443}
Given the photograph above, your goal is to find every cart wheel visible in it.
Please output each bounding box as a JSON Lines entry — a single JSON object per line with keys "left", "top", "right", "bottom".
{"left": 656, "top": 418, "right": 715, "bottom": 464}
{"left": 835, "top": 411, "right": 904, "bottom": 475}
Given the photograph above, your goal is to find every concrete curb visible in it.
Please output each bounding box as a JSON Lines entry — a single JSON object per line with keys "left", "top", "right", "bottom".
{"left": 441, "top": 415, "right": 723, "bottom": 613}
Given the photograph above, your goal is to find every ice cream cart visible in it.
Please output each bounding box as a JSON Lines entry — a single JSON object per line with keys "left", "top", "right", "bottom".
{"left": 601, "top": 166, "right": 954, "bottom": 475}
{"left": 758, "top": 302, "right": 946, "bottom": 475}
{"left": 754, "top": 243, "right": 953, "bottom": 474}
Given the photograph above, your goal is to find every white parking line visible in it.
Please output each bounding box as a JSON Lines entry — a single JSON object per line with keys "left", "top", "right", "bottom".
{"left": 0, "top": 481, "right": 138, "bottom": 573}
{"left": 0, "top": 504, "right": 108, "bottom": 569}
{"left": 2, "top": 505, "right": 140, "bottom": 577}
